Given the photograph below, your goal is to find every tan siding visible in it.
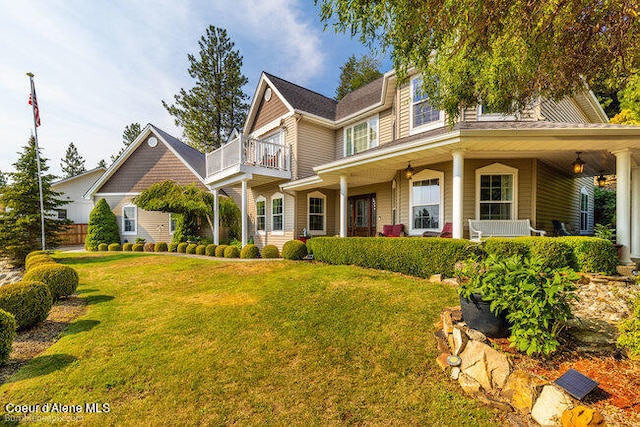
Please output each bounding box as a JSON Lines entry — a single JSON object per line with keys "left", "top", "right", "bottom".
{"left": 536, "top": 161, "right": 593, "bottom": 235}
{"left": 248, "top": 183, "right": 295, "bottom": 249}
{"left": 249, "top": 88, "right": 289, "bottom": 132}
{"left": 98, "top": 136, "right": 206, "bottom": 193}
{"left": 540, "top": 98, "right": 589, "bottom": 123}
{"left": 398, "top": 81, "right": 411, "bottom": 139}
{"left": 463, "top": 107, "right": 478, "bottom": 122}
{"left": 379, "top": 108, "right": 394, "bottom": 145}
{"left": 296, "top": 119, "right": 334, "bottom": 179}
{"left": 334, "top": 129, "right": 344, "bottom": 160}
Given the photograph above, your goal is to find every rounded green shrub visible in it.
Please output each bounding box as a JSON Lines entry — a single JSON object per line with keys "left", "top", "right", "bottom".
{"left": 25, "top": 254, "right": 55, "bottom": 271}
{"left": 25, "top": 250, "right": 48, "bottom": 262}
{"left": 23, "top": 264, "right": 79, "bottom": 301}
{"left": 97, "top": 243, "right": 108, "bottom": 252}
{"left": 108, "top": 243, "right": 122, "bottom": 252}
{"left": 177, "top": 242, "right": 188, "bottom": 253}
{"left": 205, "top": 244, "right": 217, "bottom": 256}
{"left": 261, "top": 245, "right": 280, "bottom": 259}
{"left": 132, "top": 244, "right": 144, "bottom": 252}
{"left": 195, "top": 245, "right": 207, "bottom": 255}
{"left": 123, "top": 243, "right": 134, "bottom": 252}
{"left": 144, "top": 242, "right": 155, "bottom": 252}
{"left": 215, "top": 245, "right": 228, "bottom": 257}
{"left": 0, "top": 281, "right": 52, "bottom": 330}
{"left": 155, "top": 242, "right": 168, "bottom": 252}
{"left": 85, "top": 198, "right": 120, "bottom": 251}
{"left": 224, "top": 246, "right": 240, "bottom": 258}
{"left": 0, "top": 309, "right": 16, "bottom": 364}
{"left": 282, "top": 240, "right": 308, "bottom": 260}
{"left": 186, "top": 243, "right": 198, "bottom": 254}
{"left": 168, "top": 242, "right": 178, "bottom": 253}
{"left": 240, "top": 244, "right": 259, "bottom": 259}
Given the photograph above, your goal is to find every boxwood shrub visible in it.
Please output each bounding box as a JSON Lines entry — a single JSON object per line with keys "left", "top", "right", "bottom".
{"left": 23, "top": 264, "right": 79, "bottom": 301}
{"left": 483, "top": 237, "right": 574, "bottom": 270}
{"left": 224, "top": 246, "right": 240, "bottom": 258}
{"left": 186, "top": 243, "right": 198, "bottom": 254}
{"left": 0, "top": 281, "right": 52, "bottom": 330}
{"left": 282, "top": 240, "right": 308, "bottom": 261}
{"left": 195, "top": 245, "right": 207, "bottom": 255}
{"left": 557, "top": 236, "right": 618, "bottom": 275}
{"left": 262, "top": 245, "right": 279, "bottom": 259}
{"left": 0, "top": 309, "right": 16, "bottom": 364}
{"left": 177, "top": 242, "right": 188, "bottom": 253}
{"left": 240, "top": 244, "right": 259, "bottom": 259}
{"left": 132, "top": 244, "right": 144, "bottom": 252}
{"left": 123, "top": 243, "right": 134, "bottom": 252}
{"left": 25, "top": 251, "right": 48, "bottom": 262}
{"left": 97, "top": 243, "right": 109, "bottom": 252}
{"left": 168, "top": 242, "right": 178, "bottom": 253}
{"left": 25, "top": 254, "right": 55, "bottom": 271}
{"left": 205, "top": 244, "right": 217, "bottom": 256}
{"left": 108, "top": 243, "right": 122, "bottom": 252}
{"left": 143, "top": 242, "right": 155, "bottom": 252}
{"left": 155, "top": 242, "right": 168, "bottom": 252}
{"left": 307, "top": 237, "right": 473, "bottom": 278}
{"left": 215, "top": 245, "right": 228, "bottom": 257}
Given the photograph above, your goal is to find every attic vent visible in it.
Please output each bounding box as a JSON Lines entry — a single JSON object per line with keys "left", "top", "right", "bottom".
{"left": 264, "top": 87, "right": 272, "bottom": 102}
{"left": 147, "top": 137, "right": 158, "bottom": 147}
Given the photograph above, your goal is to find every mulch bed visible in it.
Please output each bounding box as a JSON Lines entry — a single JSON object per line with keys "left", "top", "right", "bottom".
{"left": 0, "top": 296, "right": 86, "bottom": 385}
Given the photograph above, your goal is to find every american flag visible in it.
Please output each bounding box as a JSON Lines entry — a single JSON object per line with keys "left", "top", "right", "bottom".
{"left": 28, "top": 82, "right": 41, "bottom": 127}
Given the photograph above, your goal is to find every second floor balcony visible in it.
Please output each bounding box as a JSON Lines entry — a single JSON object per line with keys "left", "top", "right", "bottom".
{"left": 205, "top": 134, "right": 291, "bottom": 187}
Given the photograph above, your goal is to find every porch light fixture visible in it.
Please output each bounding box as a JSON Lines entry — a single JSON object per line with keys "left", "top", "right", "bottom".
{"left": 597, "top": 171, "right": 607, "bottom": 188}
{"left": 571, "top": 152, "right": 585, "bottom": 175}
{"left": 405, "top": 162, "right": 414, "bottom": 180}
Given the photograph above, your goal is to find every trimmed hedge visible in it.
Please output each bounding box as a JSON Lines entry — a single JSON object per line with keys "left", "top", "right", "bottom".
{"left": 240, "top": 244, "right": 259, "bottom": 259}
{"left": 0, "top": 309, "right": 16, "bottom": 364}
{"left": 557, "top": 236, "right": 618, "bottom": 275}
{"left": 23, "top": 264, "right": 79, "bottom": 301}
{"left": 262, "top": 245, "right": 279, "bottom": 259}
{"left": 168, "top": 242, "right": 178, "bottom": 253}
{"left": 177, "top": 242, "right": 188, "bottom": 253}
{"left": 108, "top": 243, "right": 122, "bottom": 252}
{"left": 155, "top": 242, "right": 168, "bottom": 252}
{"left": 132, "top": 244, "right": 144, "bottom": 252}
{"left": 25, "top": 254, "right": 55, "bottom": 271}
{"left": 195, "top": 245, "right": 207, "bottom": 255}
{"left": 205, "top": 244, "right": 217, "bottom": 256}
{"left": 25, "top": 251, "right": 48, "bottom": 262}
{"left": 186, "top": 244, "right": 198, "bottom": 254}
{"left": 0, "top": 281, "right": 52, "bottom": 330}
{"left": 282, "top": 240, "right": 308, "bottom": 261}
{"left": 307, "top": 237, "right": 473, "bottom": 278}
{"left": 123, "top": 243, "right": 134, "bottom": 252}
{"left": 224, "top": 246, "right": 240, "bottom": 258}
{"left": 144, "top": 242, "right": 155, "bottom": 252}
{"left": 215, "top": 245, "right": 228, "bottom": 257}
{"left": 483, "top": 237, "right": 574, "bottom": 271}
{"left": 97, "top": 243, "right": 109, "bottom": 252}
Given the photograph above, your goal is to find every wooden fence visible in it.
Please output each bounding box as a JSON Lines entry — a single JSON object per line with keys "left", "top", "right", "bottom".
{"left": 58, "top": 223, "right": 88, "bottom": 246}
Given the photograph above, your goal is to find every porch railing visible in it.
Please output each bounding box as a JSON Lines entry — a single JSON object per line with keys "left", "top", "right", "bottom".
{"left": 206, "top": 135, "right": 290, "bottom": 177}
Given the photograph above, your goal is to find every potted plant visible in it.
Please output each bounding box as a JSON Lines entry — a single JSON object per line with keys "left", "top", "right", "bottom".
{"left": 457, "top": 254, "right": 580, "bottom": 355}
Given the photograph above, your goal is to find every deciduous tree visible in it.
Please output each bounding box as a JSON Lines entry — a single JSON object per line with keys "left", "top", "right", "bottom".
{"left": 318, "top": 0, "right": 640, "bottom": 122}
{"left": 163, "top": 25, "right": 249, "bottom": 153}
{"left": 336, "top": 54, "right": 382, "bottom": 100}
{"left": 611, "top": 73, "right": 640, "bottom": 125}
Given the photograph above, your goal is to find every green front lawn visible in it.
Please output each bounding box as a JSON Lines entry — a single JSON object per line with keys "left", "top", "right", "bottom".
{"left": 0, "top": 253, "right": 498, "bottom": 425}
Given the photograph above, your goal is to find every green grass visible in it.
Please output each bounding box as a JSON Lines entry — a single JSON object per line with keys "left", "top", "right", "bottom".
{"left": 0, "top": 253, "right": 499, "bottom": 425}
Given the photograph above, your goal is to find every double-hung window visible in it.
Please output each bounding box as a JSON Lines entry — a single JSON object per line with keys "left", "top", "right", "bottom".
{"left": 580, "top": 187, "right": 589, "bottom": 233}
{"left": 410, "top": 169, "right": 444, "bottom": 233}
{"left": 410, "top": 76, "right": 442, "bottom": 132}
{"left": 122, "top": 204, "right": 137, "bottom": 235}
{"left": 476, "top": 163, "right": 518, "bottom": 220}
{"left": 169, "top": 213, "right": 177, "bottom": 234}
{"left": 344, "top": 116, "right": 378, "bottom": 156}
{"left": 256, "top": 196, "right": 266, "bottom": 233}
{"left": 308, "top": 192, "right": 326, "bottom": 235}
{"left": 271, "top": 193, "right": 284, "bottom": 234}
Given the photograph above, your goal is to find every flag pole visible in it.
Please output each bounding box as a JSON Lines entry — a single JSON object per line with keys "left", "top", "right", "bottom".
{"left": 27, "top": 72, "right": 46, "bottom": 251}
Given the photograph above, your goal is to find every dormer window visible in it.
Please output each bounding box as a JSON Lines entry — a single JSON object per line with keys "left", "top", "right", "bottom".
{"left": 410, "top": 76, "right": 443, "bottom": 133}
{"left": 344, "top": 115, "right": 378, "bottom": 157}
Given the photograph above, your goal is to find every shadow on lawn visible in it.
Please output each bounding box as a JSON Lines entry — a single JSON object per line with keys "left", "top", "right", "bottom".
{"left": 5, "top": 354, "right": 77, "bottom": 384}
{"left": 83, "top": 295, "right": 114, "bottom": 305}
{"left": 62, "top": 319, "right": 100, "bottom": 336}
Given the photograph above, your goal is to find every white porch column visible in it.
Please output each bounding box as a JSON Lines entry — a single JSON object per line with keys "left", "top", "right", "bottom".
{"left": 340, "top": 175, "right": 348, "bottom": 237}
{"left": 632, "top": 165, "right": 640, "bottom": 259}
{"left": 212, "top": 188, "right": 220, "bottom": 245}
{"left": 241, "top": 179, "right": 248, "bottom": 247}
{"left": 452, "top": 150, "right": 465, "bottom": 239}
{"left": 614, "top": 150, "right": 632, "bottom": 264}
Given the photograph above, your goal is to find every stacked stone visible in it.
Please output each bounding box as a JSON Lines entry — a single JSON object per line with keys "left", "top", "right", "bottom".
{"left": 0, "top": 260, "right": 22, "bottom": 287}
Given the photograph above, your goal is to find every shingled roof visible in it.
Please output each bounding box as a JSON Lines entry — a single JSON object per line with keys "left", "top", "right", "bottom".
{"left": 150, "top": 125, "right": 206, "bottom": 179}
{"left": 335, "top": 76, "right": 385, "bottom": 121}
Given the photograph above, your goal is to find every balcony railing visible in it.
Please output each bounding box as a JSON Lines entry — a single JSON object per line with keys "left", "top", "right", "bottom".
{"left": 206, "top": 135, "right": 290, "bottom": 178}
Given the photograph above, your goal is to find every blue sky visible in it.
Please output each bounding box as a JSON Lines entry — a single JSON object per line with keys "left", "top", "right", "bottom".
{"left": 0, "top": 0, "right": 390, "bottom": 177}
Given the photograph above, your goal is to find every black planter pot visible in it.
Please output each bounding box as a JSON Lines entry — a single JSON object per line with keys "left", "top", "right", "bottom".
{"left": 460, "top": 294, "right": 510, "bottom": 338}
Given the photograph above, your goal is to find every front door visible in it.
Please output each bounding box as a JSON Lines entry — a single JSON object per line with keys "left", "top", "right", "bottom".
{"left": 348, "top": 194, "right": 377, "bottom": 236}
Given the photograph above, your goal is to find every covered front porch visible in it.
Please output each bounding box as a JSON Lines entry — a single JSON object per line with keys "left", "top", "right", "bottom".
{"left": 282, "top": 123, "right": 640, "bottom": 264}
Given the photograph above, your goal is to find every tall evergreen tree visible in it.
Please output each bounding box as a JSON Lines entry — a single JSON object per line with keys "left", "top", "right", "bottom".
{"left": 60, "top": 142, "right": 86, "bottom": 178}
{"left": 162, "top": 25, "right": 249, "bottom": 153}
{"left": 0, "top": 136, "right": 69, "bottom": 265}
{"left": 111, "top": 122, "right": 142, "bottom": 163}
{"left": 336, "top": 54, "right": 383, "bottom": 100}
{"left": 97, "top": 159, "right": 107, "bottom": 169}
{"left": 0, "top": 171, "right": 6, "bottom": 192}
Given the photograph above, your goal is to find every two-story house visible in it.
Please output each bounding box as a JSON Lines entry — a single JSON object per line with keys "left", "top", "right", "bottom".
{"left": 206, "top": 70, "right": 640, "bottom": 264}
